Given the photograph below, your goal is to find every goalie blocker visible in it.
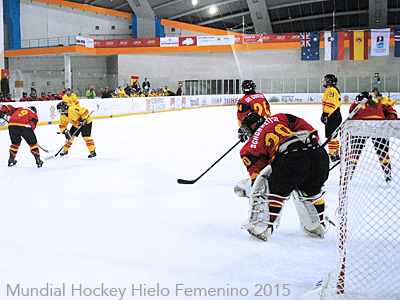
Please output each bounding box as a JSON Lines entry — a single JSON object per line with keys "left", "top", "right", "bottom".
{"left": 235, "top": 112, "right": 330, "bottom": 241}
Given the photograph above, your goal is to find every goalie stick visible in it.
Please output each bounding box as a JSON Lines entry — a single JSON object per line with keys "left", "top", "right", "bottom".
{"left": 1, "top": 116, "right": 50, "bottom": 153}
{"left": 177, "top": 140, "right": 241, "bottom": 184}
{"left": 321, "top": 96, "right": 369, "bottom": 148}
{"left": 45, "top": 110, "right": 94, "bottom": 160}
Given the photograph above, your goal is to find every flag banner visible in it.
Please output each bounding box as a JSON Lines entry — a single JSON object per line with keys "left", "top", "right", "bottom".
{"left": 324, "top": 31, "right": 345, "bottom": 61}
{"left": 370, "top": 28, "right": 390, "bottom": 56}
{"left": 394, "top": 28, "right": 400, "bottom": 57}
{"left": 301, "top": 32, "right": 320, "bottom": 61}
{"left": 349, "top": 30, "right": 369, "bottom": 60}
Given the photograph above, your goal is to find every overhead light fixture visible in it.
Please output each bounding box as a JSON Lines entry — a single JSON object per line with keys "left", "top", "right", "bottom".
{"left": 191, "top": 0, "right": 198, "bottom": 5}
{"left": 209, "top": 6, "right": 217, "bottom": 14}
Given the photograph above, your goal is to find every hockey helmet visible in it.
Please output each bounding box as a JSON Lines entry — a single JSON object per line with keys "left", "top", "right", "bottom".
{"left": 241, "top": 80, "right": 256, "bottom": 95}
{"left": 323, "top": 74, "right": 338, "bottom": 87}
{"left": 241, "top": 113, "right": 265, "bottom": 137}
{"left": 28, "top": 106, "right": 37, "bottom": 114}
{"left": 56, "top": 101, "right": 68, "bottom": 113}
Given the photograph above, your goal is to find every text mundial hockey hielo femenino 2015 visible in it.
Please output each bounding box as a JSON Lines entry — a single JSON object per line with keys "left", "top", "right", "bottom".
{"left": 6, "top": 283, "right": 291, "bottom": 298}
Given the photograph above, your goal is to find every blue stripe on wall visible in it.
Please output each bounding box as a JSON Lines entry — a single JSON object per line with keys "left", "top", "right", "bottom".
{"left": 132, "top": 15, "right": 137, "bottom": 39}
{"left": 155, "top": 19, "right": 165, "bottom": 38}
{"left": 3, "top": 0, "right": 21, "bottom": 49}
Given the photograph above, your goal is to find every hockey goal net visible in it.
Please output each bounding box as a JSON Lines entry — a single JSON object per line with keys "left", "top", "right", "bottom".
{"left": 303, "top": 119, "right": 400, "bottom": 300}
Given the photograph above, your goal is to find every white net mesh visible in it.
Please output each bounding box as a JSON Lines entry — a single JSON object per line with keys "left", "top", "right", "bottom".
{"left": 321, "top": 120, "right": 400, "bottom": 300}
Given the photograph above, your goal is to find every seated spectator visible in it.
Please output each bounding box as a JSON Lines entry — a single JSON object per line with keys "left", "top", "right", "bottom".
{"left": 163, "top": 86, "right": 170, "bottom": 96}
{"left": 124, "top": 84, "right": 132, "bottom": 97}
{"left": 116, "top": 86, "right": 126, "bottom": 98}
{"left": 45, "top": 92, "right": 53, "bottom": 101}
{"left": 86, "top": 86, "right": 96, "bottom": 99}
{"left": 60, "top": 87, "right": 66, "bottom": 96}
{"left": 101, "top": 86, "right": 113, "bottom": 98}
{"left": 28, "top": 93, "right": 36, "bottom": 101}
{"left": 20, "top": 92, "right": 29, "bottom": 102}
{"left": 38, "top": 92, "right": 46, "bottom": 101}
{"left": 4, "top": 93, "right": 14, "bottom": 102}
{"left": 53, "top": 93, "right": 63, "bottom": 100}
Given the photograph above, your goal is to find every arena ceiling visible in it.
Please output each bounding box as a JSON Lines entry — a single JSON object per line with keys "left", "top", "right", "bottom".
{"left": 66, "top": 0, "right": 400, "bottom": 34}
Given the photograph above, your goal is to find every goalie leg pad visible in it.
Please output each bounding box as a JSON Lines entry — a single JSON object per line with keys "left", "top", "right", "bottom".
{"left": 234, "top": 178, "right": 251, "bottom": 198}
{"left": 241, "top": 178, "right": 290, "bottom": 239}
{"left": 292, "top": 189, "right": 329, "bottom": 238}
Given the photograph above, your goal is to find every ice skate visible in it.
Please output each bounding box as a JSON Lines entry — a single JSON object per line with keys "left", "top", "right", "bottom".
{"left": 34, "top": 154, "right": 43, "bottom": 168}
{"left": 8, "top": 153, "right": 17, "bottom": 167}
{"left": 88, "top": 150, "right": 96, "bottom": 158}
{"left": 60, "top": 150, "right": 68, "bottom": 157}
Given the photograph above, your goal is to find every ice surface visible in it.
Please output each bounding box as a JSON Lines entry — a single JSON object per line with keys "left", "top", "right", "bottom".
{"left": 0, "top": 104, "right": 350, "bottom": 299}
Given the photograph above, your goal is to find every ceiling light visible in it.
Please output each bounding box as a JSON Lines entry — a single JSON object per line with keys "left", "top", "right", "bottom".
{"left": 191, "top": 0, "right": 198, "bottom": 5}
{"left": 209, "top": 6, "right": 217, "bottom": 14}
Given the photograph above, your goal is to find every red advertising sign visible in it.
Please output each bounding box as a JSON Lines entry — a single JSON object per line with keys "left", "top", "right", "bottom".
{"left": 243, "top": 34, "right": 263, "bottom": 44}
{"left": 179, "top": 36, "right": 197, "bottom": 46}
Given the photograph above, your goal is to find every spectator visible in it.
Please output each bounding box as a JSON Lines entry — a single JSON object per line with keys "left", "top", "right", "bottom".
{"left": 176, "top": 85, "right": 182, "bottom": 96}
{"left": 20, "top": 92, "right": 29, "bottom": 102}
{"left": 142, "top": 78, "right": 150, "bottom": 94}
{"left": 116, "top": 86, "right": 126, "bottom": 98}
{"left": 45, "top": 92, "right": 53, "bottom": 101}
{"left": 133, "top": 80, "right": 141, "bottom": 94}
{"left": 101, "top": 86, "right": 113, "bottom": 98}
{"left": 124, "top": 84, "right": 132, "bottom": 97}
{"left": 1, "top": 73, "right": 10, "bottom": 96}
{"left": 86, "top": 86, "right": 96, "bottom": 99}
{"left": 163, "top": 86, "right": 170, "bottom": 96}
{"left": 53, "top": 93, "right": 63, "bottom": 100}
{"left": 38, "top": 92, "right": 46, "bottom": 101}
{"left": 62, "top": 88, "right": 80, "bottom": 106}
{"left": 98, "top": 88, "right": 103, "bottom": 98}
{"left": 30, "top": 87, "right": 37, "bottom": 97}
{"left": 4, "top": 93, "right": 14, "bottom": 102}
{"left": 60, "top": 87, "right": 66, "bottom": 96}
{"left": 0, "top": 92, "right": 3, "bottom": 102}
{"left": 28, "top": 92, "right": 36, "bottom": 101}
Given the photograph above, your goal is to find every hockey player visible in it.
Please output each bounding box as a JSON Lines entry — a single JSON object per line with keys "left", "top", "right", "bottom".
{"left": 0, "top": 104, "right": 43, "bottom": 167}
{"left": 56, "top": 102, "right": 96, "bottom": 158}
{"left": 348, "top": 92, "right": 397, "bottom": 183}
{"left": 321, "top": 74, "right": 342, "bottom": 162}
{"left": 235, "top": 112, "right": 330, "bottom": 241}
{"left": 62, "top": 88, "right": 80, "bottom": 106}
{"left": 237, "top": 80, "right": 271, "bottom": 143}
{"left": 374, "top": 92, "right": 396, "bottom": 108}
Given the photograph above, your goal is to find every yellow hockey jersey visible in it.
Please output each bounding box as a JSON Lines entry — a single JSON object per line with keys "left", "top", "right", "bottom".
{"left": 62, "top": 93, "right": 80, "bottom": 106}
{"left": 322, "top": 86, "right": 341, "bottom": 116}
{"left": 59, "top": 105, "right": 92, "bottom": 133}
{"left": 373, "top": 95, "right": 396, "bottom": 108}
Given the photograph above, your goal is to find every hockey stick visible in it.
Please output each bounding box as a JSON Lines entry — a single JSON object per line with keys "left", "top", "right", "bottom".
{"left": 45, "top": 110, "right": 94, "bottom": 160}
{"left": 1, "top": 116, "right": 50, "bottom": 153}
{"left": 321, "top": 97, "right": 369, "bottom": 148}
{"left": 177, "top": 140, "right": 241, "bottom": 184}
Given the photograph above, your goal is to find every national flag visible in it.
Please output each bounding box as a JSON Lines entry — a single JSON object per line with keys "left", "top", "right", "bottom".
{"left": 370, "top": 28, "right": 390, "bottom": 56}
{"left": 324, "top": 31, "right": 345, "bottom": 61}
{"left": 395, "top": 28, "right": 400, "bottom": 57}
{"left": 301, "top": 32, "right": 320, "bottom": 61}
{"left": 349, "top": 30, "right": 369, "bottom": 60}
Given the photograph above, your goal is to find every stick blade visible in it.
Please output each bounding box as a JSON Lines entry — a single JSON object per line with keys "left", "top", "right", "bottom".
{"left": 44, "top": 155, "right": 56, "bottom": 160}
{"left": 177, "top": 178, "right": 196, "bottom": 185}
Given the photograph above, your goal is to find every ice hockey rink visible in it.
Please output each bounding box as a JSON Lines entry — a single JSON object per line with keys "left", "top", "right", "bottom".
{"left": 0, "top": 103, "right": 358, "bottom": 299}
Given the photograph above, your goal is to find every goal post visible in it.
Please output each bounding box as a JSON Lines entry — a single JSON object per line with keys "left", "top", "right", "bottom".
{"left": 302, "top": 119, "right": 400, "bottom": 300}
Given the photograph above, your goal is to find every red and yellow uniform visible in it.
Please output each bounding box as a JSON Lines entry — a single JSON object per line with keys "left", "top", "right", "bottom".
{"left": 116, "top": 89, "right": 126, "bottom": 98}
{"left": 349, "top": 100, "right": 397, "bottom": 179}
{"left": 62, "top": 92, "right": 80, "bottom": 106}
{"left": 237, "top": 93, "right": 271, "bottom": 126}
{"left": 322, "top": 86, "right": 342, "bottom": 157}
{"left": 240, "top": 113, "right": 316, "bottom": 180}
{"left": 0, "top": 105, "right": 40, "bottom": 159}
{"left": 373, "top": 94, "right": 396, "bottom": 108}
{"left": 59, "top": 105, "right": 95, "bottom": 153}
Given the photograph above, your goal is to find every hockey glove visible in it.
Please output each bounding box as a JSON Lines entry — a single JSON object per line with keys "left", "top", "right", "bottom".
{"left": 79, "top": 118, "right": 88, "bottom": 126}
{"left": 320, "top": 113, "right": 329, "bottom": 125}
{"left": 0, "top": 110, "right": 5, "bottom": 119}
{"left": 238, "top": 128, "right": 248, "bottom": 143}
{"left": 63, "top": 129, "right": 72, "bottom": 140}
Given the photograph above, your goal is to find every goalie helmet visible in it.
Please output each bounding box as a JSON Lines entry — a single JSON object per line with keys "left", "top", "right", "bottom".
{"left": 56, "top": 101, "right": 68, "bottom": 113}
{"left": 356, "top": 91, "right": 370, "bottom": 102}
{"left": 323, "top": 74, "right": 337, "bottom": 88}
{"left": 241, "top": 80, "right": 256, "bottom": 95}
{"left": 241, "top": 112, "right": 265, "bottom": 137}
{"left": 28, "top": 106, "right": 37, "bottom": 114}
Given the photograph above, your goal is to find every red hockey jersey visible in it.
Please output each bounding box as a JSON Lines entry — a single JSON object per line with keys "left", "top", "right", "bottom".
{"left": 240, "top": 113, "right": 317, "bottom": 180}
{"left": 349, "top": 101, "right": 397, "bottom": 120}
{"left": 1, "top": 105, "right": 39, "bottom": 130}
{"left": 237, "top": 93, "right": 271, "bottom": 126}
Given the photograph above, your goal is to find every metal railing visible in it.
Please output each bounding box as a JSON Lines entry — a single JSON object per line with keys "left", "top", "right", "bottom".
{"left": 18, "top": 36, "right": 77, "bottom": 49}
